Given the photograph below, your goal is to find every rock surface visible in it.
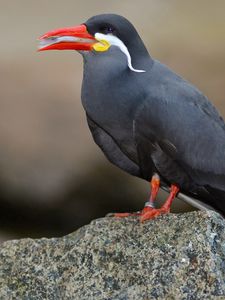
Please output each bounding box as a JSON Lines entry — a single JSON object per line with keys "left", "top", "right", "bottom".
{"left": 0, "top": 211, "right": 225, "bottom": 299}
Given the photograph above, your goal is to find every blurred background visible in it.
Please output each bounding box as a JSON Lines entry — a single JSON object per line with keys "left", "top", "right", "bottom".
{"left": 0, "top": 0, "right": 225, "bottom": 241}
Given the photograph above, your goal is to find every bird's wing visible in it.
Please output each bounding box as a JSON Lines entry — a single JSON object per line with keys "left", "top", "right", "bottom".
{"left": 86, "top": 114, "right": 141, "bottom": 177}
{"left": 134, "top": 63, "right": 225, "bottom": 190}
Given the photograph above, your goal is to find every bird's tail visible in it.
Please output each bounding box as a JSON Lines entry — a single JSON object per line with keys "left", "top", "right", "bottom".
{"left": 203, "top": 186, "right": 225, "bottom": 216}
{"left": 162, "top": 186, "right": 225, "bottom": 216}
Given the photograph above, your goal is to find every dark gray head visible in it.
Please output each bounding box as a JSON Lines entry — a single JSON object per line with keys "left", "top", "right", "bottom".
{"left": 85, "top": 14, "right": 151, "bottom": 72}
{"left": 39, "top": 13, "right": 151, "bottom": 72}
{"left": 85, "top": 14, "right": 147, "bottom": 52}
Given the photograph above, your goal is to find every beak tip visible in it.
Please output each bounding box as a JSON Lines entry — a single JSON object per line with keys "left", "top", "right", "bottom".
{"left": 38, "top": 35, "right": 46, "bottom": 40}
{"left": 37, "top": 24, "right": 95, "bottom": 52}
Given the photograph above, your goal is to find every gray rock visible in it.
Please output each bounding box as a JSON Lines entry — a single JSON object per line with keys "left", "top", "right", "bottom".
{"left": 0, "top": 211, "right": 225, "bottom": 299}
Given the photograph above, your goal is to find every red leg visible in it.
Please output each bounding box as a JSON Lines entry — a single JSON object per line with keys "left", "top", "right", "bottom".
{"left": 141, "top": 174, "right": 160, "bottom": 214}
{"left": 140, "top": 184, "right": 179, "bottom": 222}
{"left": 114, "top": 174, "right": 160, "bottom": 218}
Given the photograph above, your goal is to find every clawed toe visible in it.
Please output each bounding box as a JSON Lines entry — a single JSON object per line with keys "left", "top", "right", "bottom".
{"left": 140, "top": 207, "right": 169, "bottom": 222}
{"left": 114, "top": 211, "right": 141, "bottom": 218}
{"left": 114, "top": 206, "right": 170, "bottom": 222}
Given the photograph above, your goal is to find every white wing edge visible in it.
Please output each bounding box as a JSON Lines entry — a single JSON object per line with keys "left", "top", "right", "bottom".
{"left": 161, "top": 186, "right": 221, "bottom": 214}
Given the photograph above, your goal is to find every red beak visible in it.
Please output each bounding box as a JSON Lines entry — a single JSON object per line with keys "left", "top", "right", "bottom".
{"left": 38, "top": 24, "right": 96, "bottom": 51}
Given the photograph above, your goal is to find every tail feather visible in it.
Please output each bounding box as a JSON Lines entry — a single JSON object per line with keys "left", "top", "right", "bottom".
{"left": 203, "top": 186, "right": 225, "bottom": 215}
{"left": 162, "top": 186, "right": 225, "bottom": 216}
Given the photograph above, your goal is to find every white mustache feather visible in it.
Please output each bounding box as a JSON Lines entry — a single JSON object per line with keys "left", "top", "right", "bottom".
{"left": 95, "top": 33, "right": 146, "bottom": 73}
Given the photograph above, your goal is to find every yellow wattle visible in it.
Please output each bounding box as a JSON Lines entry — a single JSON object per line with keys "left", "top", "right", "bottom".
{"left": 93, "top": 39, "right": 111, "bottom": 52}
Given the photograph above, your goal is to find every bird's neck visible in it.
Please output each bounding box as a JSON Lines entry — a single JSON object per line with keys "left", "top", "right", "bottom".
{"left": 128, "top": 36, "right": 153, "bottom": 68}
{"left": 81, "top": 51, "right": 151, "bottom": 133}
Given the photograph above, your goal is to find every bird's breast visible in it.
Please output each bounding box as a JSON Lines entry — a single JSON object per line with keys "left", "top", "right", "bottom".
{"left": 81, "top": 71, "right": 146, "bottom": 163}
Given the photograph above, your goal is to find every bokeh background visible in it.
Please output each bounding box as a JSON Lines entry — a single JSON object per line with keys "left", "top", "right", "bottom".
{"left": 0, "top": 0, "right": 225, "bottom": 241}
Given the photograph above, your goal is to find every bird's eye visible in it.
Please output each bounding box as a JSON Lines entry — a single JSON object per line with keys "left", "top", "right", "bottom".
{"left": 100, "top": 26, "right": 115, "bottom": 35}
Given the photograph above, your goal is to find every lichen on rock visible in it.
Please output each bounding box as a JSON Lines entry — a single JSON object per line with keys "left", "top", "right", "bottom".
{"left": 0, "top": 211, "right": 225, "bottom": 299}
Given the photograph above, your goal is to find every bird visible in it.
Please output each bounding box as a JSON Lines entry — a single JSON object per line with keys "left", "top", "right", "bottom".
{"left": 38, "top": 13, "right": 225, "bottom": 221}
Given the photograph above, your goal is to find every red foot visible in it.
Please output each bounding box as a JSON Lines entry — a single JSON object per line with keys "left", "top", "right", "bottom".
{"left": 114, "top": 207, "right": 168, "bottom": 221}
{"left": 114, "top": 184, "right": 179, "bottom": 222}
{"left": 114, "top": 211, "right": 140, "bottom": 218}
{"left": 140, "top": 206, "right": 169, "bottom": 222}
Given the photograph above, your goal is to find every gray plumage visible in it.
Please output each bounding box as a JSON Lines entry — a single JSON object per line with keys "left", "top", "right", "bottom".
{"left": 80, "top": 14, "right": 225, "bottom": 213}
